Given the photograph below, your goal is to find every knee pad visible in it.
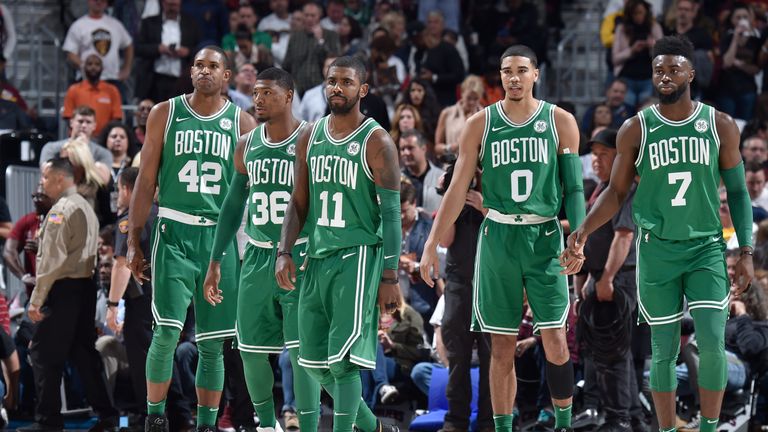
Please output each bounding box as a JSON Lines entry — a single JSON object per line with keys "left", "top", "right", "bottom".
{"left": 691, "top": 308, "right": 728, "bottom": 391}
{"left": 146, "top": 325, "right": 181, "bottom": 383}
{"left": 195, "top": 339, "right": 224, "bottom": 391}
{"left": 545, "top": 359, "right": 574, "bottom": 400}
{"left": 650, "top": 322, "right": 681, "bottom": 392}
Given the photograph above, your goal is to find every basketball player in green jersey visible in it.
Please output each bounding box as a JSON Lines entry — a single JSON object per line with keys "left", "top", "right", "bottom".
{"left": 420, "top": 44, "right": 585, "bottom": 432}
{"left": 561, "top": 36, "right": 754, "bottom": 432}
{"left": 202, "top": 67, "right": 321, "bottom": 432}
{"left": 275, "top": 56, "right": 402, "bottom": 432}
{"left": 126, "top": 46, "right": 258, "bottom": 432}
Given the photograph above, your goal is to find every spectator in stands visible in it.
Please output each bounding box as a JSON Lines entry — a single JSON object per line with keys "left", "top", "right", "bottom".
{"left": 367, "top": 31, "right": 407, "bottom": 119}
{"left": 134, "top": 0, "right": 201, "bottom": 104}
{"left": 298, "top": 56, "right": 335, "bottom": 122}
{"left": 133, "top": 98, "right": 153, "bottom": 147}
{"left": 718, "top": 3, "right": 762, "bottom": 121}
{"left": 745, "top": 161, "right": 768, "bottom": 215}
{"left": 320, "top": 0, "right": 346, "bottom": 32}
{"left": 400, "top": 78, "right": 441, "bottom": 154}
{"left": 0, "top": 55, "right": 28, "bottom": 113}
{"left": 181, "top": 0, "right": 228, "bottom": 47}
{"left": 61, "top": 137, "right": 114, "bottom": 226}
{"left": 409, "top": 295, "right": 447, "bottom": 397}
{"left": 345, "top": 0, "right": 370, "bottom": 26}
{"left": 436, "top": 163, "right": 493, "bottom": 432}
{"left": 0, "top": 3, "right": 16, "bottom": 61}
{"left": 63, "top": 54, "right": 123, "bottom": 136}
{"left": 492, "top": 0, "right": 546, "bottom": 64}
{"left": 283, "top": 2, "right": 340, "bottom": 96}
{"left": 742, "top": 135, "right": 768, "bottom": 164}
{"left": 425, "top": 10, "right": 468, "bottom": 73}
{"left": 62, "top": 0, "right": 134, "bottom": 99}
{"left": 409, "top": 24, "right": 464, "bottom": 106}
{"left": 0, "top": 324, "right": 19, "bottom": 423}
{"left": 338, "top": 16, "right": 363, "bottom": 56}
{"left": 663, "top": 0, "right": 715, "bottom": 97}
{"left": 379, "top": 11, "right": 409, "bottom": 65}
{"left": 581, "top": 79, "right": 637, "bottom": 133}
{"left": 434, "top": 75, "right": 484, "bottom": 162}
{"left": 257, "top": 0, "right": 291, "bottom": 67}
{"left": 40, "top": 106, "right": 113, "bottom": 168}
{"left": 0, "top": 97, "right": 32, "bottom": 130}
{"left": 481, "top": 57, "right": 505, "bottom": 107}
{"left": 3, "top": 187, "right": 52, "bottom": 296}
{"left": 612, "top": 0, "right": 664, "bottom": 107}
{"left": 223, "top": 4, "right": 271, "bottom": 54}
{"left": 228, "top": 63, "right": 258, "bottom": 111}
{"left": 99, "top": 122, "right": 139, "bottom": 202}
{"left": 400, "top": 129, "right": 444, "bottom": 214}
{"left": 586, "top": 103, "right": 614, "bottom": 138}
{"left": 390, "top": 104, "right": 424, "bottom": 149}
{"left": 232, "top": 26, "right": 270, "bottom": 71}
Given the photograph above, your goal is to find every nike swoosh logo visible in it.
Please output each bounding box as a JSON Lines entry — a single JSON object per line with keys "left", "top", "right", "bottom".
{"left": 176, "top": 116, "right": 190, "bottom": 122}
{"left": 250, "top": 146, "right": 258, "bottom": 151}
{"left": 384, "top": 254, "right": 397, "bottom": 260}
{"left": 299, "top": 410, "right": 316, "bottom": 415}
{"left": 649, "top": 125, "right": 663, "bottom": 133}
{"left": 545, "top": 229, "right": 557, "bottom": 236}
{"left": 713, "top": 236, "right": 721, "bottom": 242}
{"left": 313, "top": 139, "right": 324, "bottom": 145}
{"left": 342, "top": 253, "right": 356, "bottom": 260}
{"left": 705, "top": 419, "right": 717, "bottom": 424}
{"left": 334, "top": 413, "right": 351, "bottom": 416}
{"left": 299, "top": 251, "right": 307, "bottom": 257}
{"left": 491, "top": 125, "right": 505, "bottom": 132}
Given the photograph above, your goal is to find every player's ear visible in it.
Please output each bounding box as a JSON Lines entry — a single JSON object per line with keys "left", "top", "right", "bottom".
{"left": 286, "top": 88, "right": 294, "bottom": 105}
{"left": 688, "top": 68, "right": 695, "bottom": 84}
{"left": 359, "top": 82, "right": 369, "bottom": 98}
{"left": 223, "top": 69, "right": 232, "bottom": 82}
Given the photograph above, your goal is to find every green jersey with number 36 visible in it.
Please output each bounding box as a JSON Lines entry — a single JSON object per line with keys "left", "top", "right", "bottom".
{"left": 305, "top": 116, "right": 384, "bottom": 258}
{"left": 158, "top": 95, "right": 242, "bottom": 220}
{"left": 634, "top": 102, "right": 721, "bottom": 241}
{"left": 478, "top": 100, "right": 562, "bottom": 217}
{"left": 243, "top": 121, "right": 307, "bottom": 243}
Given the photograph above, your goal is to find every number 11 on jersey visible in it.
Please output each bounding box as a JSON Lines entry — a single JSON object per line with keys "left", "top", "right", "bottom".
{"left": 317, "top": 191, "right": 346, "bottom": 228}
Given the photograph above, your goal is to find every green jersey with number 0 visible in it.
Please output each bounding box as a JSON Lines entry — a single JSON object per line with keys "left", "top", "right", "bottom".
{"left": 633, "top": 102, "right": 721, "bottom": 241}
{"left": 158, "top": 95, "right": 242, "bottom": 220}
{"left": 478, "top": 100, "right": 562, "bottom": 217}
{"left": 243, "top": 121, "right": 307, "bottom": 243}
{"left": 305, "top": 116, "right": 383, "bottom": 258}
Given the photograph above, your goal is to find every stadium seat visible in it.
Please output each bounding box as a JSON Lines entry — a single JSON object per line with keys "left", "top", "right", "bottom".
{"left": 409, "top": 367, "right": 480, "bottom": 432}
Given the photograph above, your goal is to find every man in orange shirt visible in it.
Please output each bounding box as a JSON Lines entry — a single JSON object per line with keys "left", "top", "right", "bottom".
{"left": 62, "top": 54, "right": 123, "bottom": 136}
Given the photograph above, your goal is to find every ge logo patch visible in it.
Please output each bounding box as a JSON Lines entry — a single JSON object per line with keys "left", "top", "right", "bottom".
{"left": 534, "top": 120, "right": 547, "bottom": 133}
{"left": 694, "top": 119, "right": 708, "bottom": 133}
{"left": 347, "top": 141, "right": 360, "bottom": 156}
{"left": 286, "top": 144, "right": 296, "bottom": 155}
{"left": 219, "top": 118, "right": 233, "bottom": 130}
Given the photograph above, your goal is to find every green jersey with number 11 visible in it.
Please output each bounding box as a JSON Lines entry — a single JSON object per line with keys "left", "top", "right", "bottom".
{"left": 305, "top": 116, "right": 384, "bottom": 258}
{"left": 243, "top": 121, "right": 307, "bottom": 244}
{"left": 633, "top": 102, "right": 721, "bottom": 240}
{"left": 478, "top": 100, "right": 562, "bottom": 217}
{"left": 158, "top": 95, "right": 242, "bottom": 220}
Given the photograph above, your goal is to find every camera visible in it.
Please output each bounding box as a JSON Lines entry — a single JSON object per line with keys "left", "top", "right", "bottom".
{"left": 435, "top": 163, "right": 481, "bottom": 196}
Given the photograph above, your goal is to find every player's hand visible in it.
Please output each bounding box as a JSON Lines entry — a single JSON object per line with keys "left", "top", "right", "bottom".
{"left": 275, "top": 255, "right": 297, "bottom": 290}
{"left": 203, "top": 261, "right": 223, "bottom": 306}
{"left": 419, "top": 240, "right": 440, "bottom": 287}
{"left": 465, "top": 190, "right": 485, "bottom": 214}
{"left": 24, "top": 239, "right": 38, "bottom": 253}
{"left": 731, "top": 252, "right": 754, "bottom": 296}
{"left": 126, "top": 237, "right": 150, "bottom": 284}
{"left": 106, "top": 306, "right": 122, "bottom": 334}
{"left": 515, "top": 337, "right": 536, "bottom": 358}
{"left": 595, "top": 276, "right": 614, "bottom": 302}
{"left": 559, "top": 229, "right": 587, "bottom": 275}
{"left": 21, "top": 274, "right": 36, "bottom": 286}
{"left": 378, "top": 271, "right": 402, "bottom": 314}
{"left": 28, "top": 303, "right": 45, "bottom": 323}
{"left": 730, "top": 299, "right": 747, "bottom": 316}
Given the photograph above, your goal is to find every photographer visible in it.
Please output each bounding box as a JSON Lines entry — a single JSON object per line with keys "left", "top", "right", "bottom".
{"left": 400, "top": 129, "right": 444, "bottom": 214}
{"left": 435, "top": 164, "right": 493, "bottom": 432}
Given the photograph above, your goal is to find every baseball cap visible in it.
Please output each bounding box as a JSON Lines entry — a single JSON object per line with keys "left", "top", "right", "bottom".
{"left": 588, "top": 128, "right": 618, "bottom": 149}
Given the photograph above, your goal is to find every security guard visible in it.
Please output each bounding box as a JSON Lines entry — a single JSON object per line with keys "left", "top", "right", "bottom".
{"left": 21, "top": 158, "right": 119, "bottom": 432}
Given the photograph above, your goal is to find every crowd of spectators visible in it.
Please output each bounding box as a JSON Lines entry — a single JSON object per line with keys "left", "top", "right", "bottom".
{"left": 0, "top": 0, "right": 767, "bottom": 431}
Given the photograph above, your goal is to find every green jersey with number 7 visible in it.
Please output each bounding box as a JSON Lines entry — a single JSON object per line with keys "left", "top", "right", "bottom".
{"left": 158, "top": 95, "right": 242, "bottom": 220}
{"left": 478, "top": 100, "right": 562, "bottom": 217}
{"left": 633, "top": 102, "right": 721, "bottom": 240}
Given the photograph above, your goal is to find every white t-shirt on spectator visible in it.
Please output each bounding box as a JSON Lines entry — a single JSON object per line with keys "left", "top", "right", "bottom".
{"left": 430, "top": 295, "right": 444, "bottom": 327}
{"left": 63, "top": 14, "right": 133, "bottom": 81}
{"left": 257, "top": 13, "right": 291, "bottom": 66}
{"left": 299, "top": 83, "right": 327, "bottom": 122}
{"left": 754, "top": 187, "right": 768, "bottom": 211}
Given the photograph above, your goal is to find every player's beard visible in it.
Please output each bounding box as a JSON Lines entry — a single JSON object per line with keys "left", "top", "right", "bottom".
{"left": 328, "top": 94, "right": 358, "bottom": 114}
{"left": 657, "top": 82, "right": 689, "bottom": 104}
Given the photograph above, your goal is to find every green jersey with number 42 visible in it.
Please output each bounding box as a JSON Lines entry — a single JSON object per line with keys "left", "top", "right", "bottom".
{"left": 634, "top": 102, "right": 721, "bottom": 241}
{"left": 478, "top": 100, "right": 562, "bottom": 217}
{"left": 305, "top": 116, "right": 384, "bottom": 258}
{"left": 158, "top": 95, "right": 242, "bottom": 220}
{"left": 243, "top": 121, "right": 307, "bottom": 244}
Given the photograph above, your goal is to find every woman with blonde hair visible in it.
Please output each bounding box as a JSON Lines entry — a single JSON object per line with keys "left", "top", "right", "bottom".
{"left": 435, "top": 74, "right": 484, "bottom": 161}
{"left": 390, "top": 104, "right": 425, "bottom": 148}
{"left": 61, "top": 136, "right": 114, "bottom": 225}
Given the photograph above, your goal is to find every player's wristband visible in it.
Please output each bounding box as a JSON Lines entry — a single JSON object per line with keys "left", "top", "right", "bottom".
{"left": 741, "top": 249, "right": 754, "bottom": 256}
{"left": 277, "top": 251, "right": 292, "bottom": 258}
{"left": 106, "top": 300, "right": 119, "bottom": 308}
{"left": 381, "top": 277, "right": 398, "bottom": 285}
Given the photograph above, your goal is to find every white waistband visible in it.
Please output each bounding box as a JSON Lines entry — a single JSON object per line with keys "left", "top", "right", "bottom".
{"left": 158, "top": 207, "right": 216, "bottom": 226}
{"left": 248, "top": 237, "right": 308, "bottom": 249}
{"left": 486, "top": 209, "right": 555, "bottom": 225}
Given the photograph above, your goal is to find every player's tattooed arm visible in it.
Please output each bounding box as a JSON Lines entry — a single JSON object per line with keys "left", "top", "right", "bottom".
{"left": 276, "top": 124, "right": 313, "bottom": 290}
{"left": 127, "top": 101, "right": 169, "bottom": 282}
{"left": 367, "top": 128, "right": 401, "bottom": 190}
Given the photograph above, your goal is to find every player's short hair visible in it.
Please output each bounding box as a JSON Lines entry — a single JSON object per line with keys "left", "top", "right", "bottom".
{"left": 45, "top": 157, "right": 74, "bottom": 178}
{"left": 329, "top": 56, "right": 367, "bottom": 82}
{"left": 651, "top": 35, "right": 695, "bottom": 63}
{"left": 119, "top": 166, "right": 140, "bottom": 190}
{"left": 197, "top": 45, "right": 229, "bottom": 64}
{"left": 399, "top": 129, "right": 425, "bottom": 147}
{"left": 73, "top": 105, "right": 96, "bottom": 118}
{"left": 257, "top": 67, "right": 295, "bottom": 91}
{"left": 400, "top": 179, "right": 417, "bottom": 204}
{"left": 500, "top": 45, "right": 538, "bottom": 68}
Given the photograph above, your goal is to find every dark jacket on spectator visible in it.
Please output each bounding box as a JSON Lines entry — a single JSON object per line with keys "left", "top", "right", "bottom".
{"left": 387, "top": 305, "right": 426, "bottom": 372}
{"left": 725, "top": 315, "right": 768, "bottom": 375}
